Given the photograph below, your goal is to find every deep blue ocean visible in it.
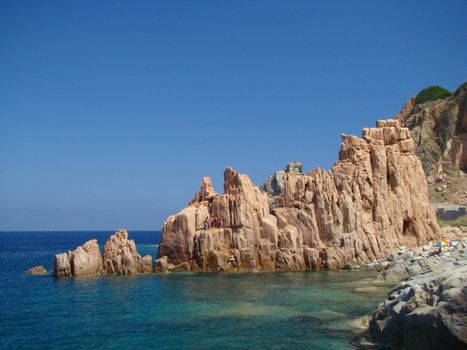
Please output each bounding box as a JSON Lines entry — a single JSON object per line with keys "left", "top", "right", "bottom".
{"left": 0, "top": 231, "right": 393, "bottom": 349}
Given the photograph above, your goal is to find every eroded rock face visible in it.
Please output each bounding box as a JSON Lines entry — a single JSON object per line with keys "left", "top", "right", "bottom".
{"left": 103, "top": 229, "right": 153, "bottom": 275}
{"left": 155, "top": 256, "right": 168, "bottom": 273}
{"left": 396, "top": 82, "right": 467, "bottom": 205}
{"left": 53, "top": 240, "right": 103, "bottom": 277}
{"left": 157, "top": 120, "right": 441, "bottom": 272}
{"left": 53, "top": 230, "right": 152, "bottom": 277}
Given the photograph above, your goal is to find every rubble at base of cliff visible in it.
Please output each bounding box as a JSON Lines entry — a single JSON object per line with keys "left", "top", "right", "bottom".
{"left": 362, "top": 225, "right": 467, "bottom": 350}
{"left": 361, "top": 226, "right": 467, "bottom": 281}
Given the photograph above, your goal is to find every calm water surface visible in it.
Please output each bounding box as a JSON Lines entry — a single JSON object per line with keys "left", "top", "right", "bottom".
{"left": 0, "top": 231, "right": 393, "bottom": 349}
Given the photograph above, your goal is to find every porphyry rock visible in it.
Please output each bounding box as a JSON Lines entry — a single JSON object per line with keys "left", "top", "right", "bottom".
{"left": 53, "top": 252, "right": 72, "bottom": 277}
{"left": 103, "top": 229, "right": 153, "bottom": 275}
{"left": 53, "top": 239, "right": 103, "bottom": 277}
{"left": 155, "top": 256, "right": 168, "bottom": 273}
{"left": 157, "top": 119, "right": 441, "bottom": 272}
{"left": 25, "top": 266, "right": 46, "bottom": 275}
{"left": 53, "top": 230, "right": 152, "bottom": 277}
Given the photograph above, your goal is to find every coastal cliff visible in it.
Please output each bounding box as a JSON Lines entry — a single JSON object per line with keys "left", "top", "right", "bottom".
{"left": 157, "top": 119, "right": 441, "bottom": 272}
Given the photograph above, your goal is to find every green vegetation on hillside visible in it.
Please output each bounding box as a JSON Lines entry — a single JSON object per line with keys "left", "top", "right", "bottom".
{"left": 415, "top": 86, "right": 451, "bottom": 104}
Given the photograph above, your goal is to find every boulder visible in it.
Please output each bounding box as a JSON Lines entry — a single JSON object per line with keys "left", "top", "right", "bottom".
{"left": 155, "top": 256, "right": 168, "bottom": 273}
{"left": 70, "top": 240, "right": 103, "bottom": 276}
{"left": 53, "top": 240, "right": 103, "bottom": 277}
{"left": 370, "top": 265, "right": 467, "bottom": 350}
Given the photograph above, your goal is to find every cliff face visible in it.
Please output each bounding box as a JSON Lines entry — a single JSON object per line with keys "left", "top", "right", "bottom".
{"left": 396, "top": 83, "right": 467, "bottom": 205}
{"left": 157, "top": 119, "right": 441, "bottom": 272}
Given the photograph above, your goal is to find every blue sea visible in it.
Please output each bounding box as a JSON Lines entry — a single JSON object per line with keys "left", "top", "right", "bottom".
{"left": 0, "top": 231, "right": 393, "bottom": 349}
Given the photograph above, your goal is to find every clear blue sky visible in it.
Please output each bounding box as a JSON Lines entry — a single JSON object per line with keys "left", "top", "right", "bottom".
{"left": 1, "top": 0, "right": 466, "bottom": 230}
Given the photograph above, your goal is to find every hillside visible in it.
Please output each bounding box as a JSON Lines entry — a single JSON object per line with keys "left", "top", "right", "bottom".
{"left": 395, "top": 82, "right": 467, "bottom": 205}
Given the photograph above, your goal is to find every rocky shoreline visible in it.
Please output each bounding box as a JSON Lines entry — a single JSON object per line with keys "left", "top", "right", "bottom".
{"left": 45, "top": 113, "right": 467, "bottom": 348}
{"left": 47, "top": 226, "right": 466, "bottom": 349}
{"left": 351, "top": 226, "right": 467, "bottom": 349}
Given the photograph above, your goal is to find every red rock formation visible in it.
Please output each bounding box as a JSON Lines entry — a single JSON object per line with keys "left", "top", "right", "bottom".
{"left": 157, "top": 119, "right": 441, "bottom": 272}
{"left": 53, "top": 230, "right": 152, "bottom": 277}
{"left": 103, "top": 229, "right": 153, "bottom": 275}
{"left": 54, "top": 239, "right": 103, "bottom": 277}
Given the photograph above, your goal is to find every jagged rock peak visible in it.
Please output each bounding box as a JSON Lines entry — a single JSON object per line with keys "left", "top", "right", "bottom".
{"left": 53, "top": 229, "right": 153, "bottom": 277}
{"left": 284, "top": 161, "right": 303, "bottom": 174}
{"left": 103, "top": 229, "right": 153, "bottom": 275}
{"left": 189, "top": 176, "right": 218, "bottom": 204}
{"left": 224, "top": 166, "right": 258, "bottom": 196}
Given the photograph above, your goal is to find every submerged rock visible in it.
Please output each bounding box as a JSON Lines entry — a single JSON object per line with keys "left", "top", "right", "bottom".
{"left": 25, "top": 265, "right": 46, "bottom": 275}
{"left": 157, "top": 119, "right": 441, "bottom": 272}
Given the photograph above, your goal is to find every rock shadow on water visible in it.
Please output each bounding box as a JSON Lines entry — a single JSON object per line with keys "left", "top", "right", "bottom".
{"left": 289, "top": 315, "right": 330, "bottom": 326}
{"left": 200, "top": 302, "right": 302, "bottom": 320}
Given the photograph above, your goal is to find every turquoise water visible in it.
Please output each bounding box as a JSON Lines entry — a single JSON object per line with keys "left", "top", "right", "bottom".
{"left": 0, "top": 231, "right": 392, "bottom": 349}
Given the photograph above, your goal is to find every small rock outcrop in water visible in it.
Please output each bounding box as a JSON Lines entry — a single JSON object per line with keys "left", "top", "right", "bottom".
{"left": 157, "top": 119, "right": 441, "bottom": 272}
{"left": 53, "top": 229, "right": 152, "bottom": 277}
{"left": 25, "top": 266, "right": 47, "bottom": 275}
{"left": 369, "top": 237, "right": 467, "bottom": 350}
{"left": 103, "top": 229, "right": 153, "bottom": 274}
{"left": 54, "top": 240, "right": 103, "bottom": 277}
